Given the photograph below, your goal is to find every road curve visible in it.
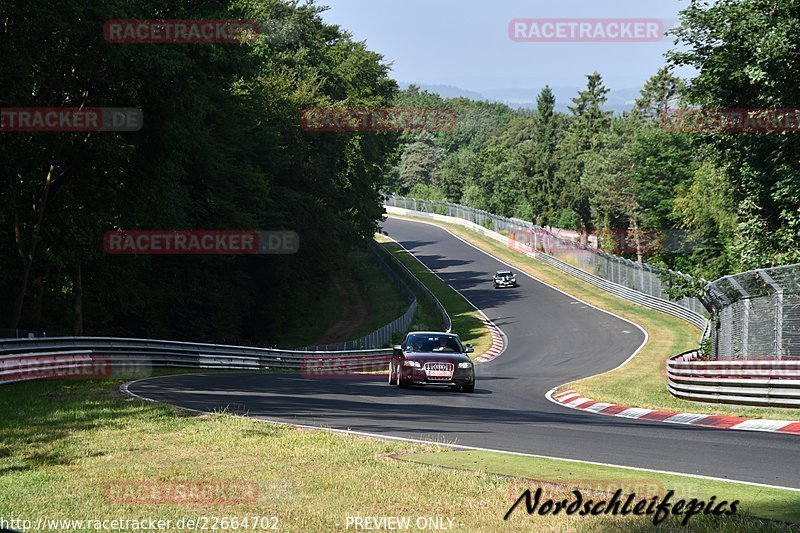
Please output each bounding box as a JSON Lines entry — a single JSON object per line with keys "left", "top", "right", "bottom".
{"left": 128, "top": 217, "right": 800, "bottom": 489}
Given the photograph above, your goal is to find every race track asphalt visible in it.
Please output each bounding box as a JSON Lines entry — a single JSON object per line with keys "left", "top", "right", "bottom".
{"left": 128, "top": 217, "right": 800, "bottom": 489}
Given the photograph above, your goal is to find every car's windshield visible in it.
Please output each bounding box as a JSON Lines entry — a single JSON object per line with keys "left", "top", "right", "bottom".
{"left": 405, "top": 334, "right": 462, "bottom": 353}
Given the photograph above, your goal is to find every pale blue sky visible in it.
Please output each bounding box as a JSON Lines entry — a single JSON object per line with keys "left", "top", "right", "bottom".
{"left": 317, "top": 0, "right": 690, "bottom": 92}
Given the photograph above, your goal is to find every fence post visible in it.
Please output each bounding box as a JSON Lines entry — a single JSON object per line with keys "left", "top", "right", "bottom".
{"left": 776, "top": 292, "right": 783, "bottom": 359}
{"left": 640, "top": 266, "right": 645, "bottom": 293}
{"left": 758, "top": 269, "right": 784, "bottom": 359}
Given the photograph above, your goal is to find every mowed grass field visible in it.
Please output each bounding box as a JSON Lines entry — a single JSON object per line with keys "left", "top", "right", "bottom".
{"left": 387, "top": 214, "right": 800, "bottom": 422}
{"left": 1, "top": 377, "right": 798, "bottom": 532}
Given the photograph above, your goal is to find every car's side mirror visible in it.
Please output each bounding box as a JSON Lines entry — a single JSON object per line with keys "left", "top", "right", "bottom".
{"left": 465, "top": 345, "right": 474, "bottom": 353}
{"left": 393, "top": 345, "right": 402, "bottom": 351}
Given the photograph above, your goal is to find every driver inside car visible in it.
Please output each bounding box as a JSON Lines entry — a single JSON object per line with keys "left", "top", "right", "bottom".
{"left": 433, "top": 337, "right": 452, "bottom": 352}
{"left": 409, "top": 339, "right": 425, "bottom": 352}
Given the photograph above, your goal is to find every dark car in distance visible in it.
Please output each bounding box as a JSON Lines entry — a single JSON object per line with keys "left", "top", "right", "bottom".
{"left": 389, "top": 332, "right": 475, "bottom": 392}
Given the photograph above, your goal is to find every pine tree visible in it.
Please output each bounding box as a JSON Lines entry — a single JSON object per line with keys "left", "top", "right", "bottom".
{"left": 555, "top": 72, "right": 612, "bottom": 241}
{"left": 634, "top": 67, "right": 685, "bottom": 121}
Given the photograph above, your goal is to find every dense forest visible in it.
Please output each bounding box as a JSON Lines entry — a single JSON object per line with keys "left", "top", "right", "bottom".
{"left": 384, "top": 0, "right": 800, "bottom": 283}
{"left": 0, "top": 0, "right": 398, "bottom": 341}
{"left": 2, "top": 0, "right": 799, "bottom": 342}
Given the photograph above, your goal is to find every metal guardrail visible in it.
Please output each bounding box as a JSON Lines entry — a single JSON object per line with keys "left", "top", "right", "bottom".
{"left": 373, "top": 240, "right": 452, "bottom": 333}
{"left": 0, "top": 240, "right": 453, "bottom": 387}
{"left": 0, "top": 337, "right": 392, "bottom": 386}
{"left": 667, "top": 350, "right": 800, "bottom": 407}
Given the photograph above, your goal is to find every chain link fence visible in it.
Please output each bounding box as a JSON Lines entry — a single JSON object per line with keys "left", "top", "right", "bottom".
{"left": 705, "top": 264, "right": 800, "bottom": 360}
{"left": 385, "top": 195, "right": 706, "bottom": 316}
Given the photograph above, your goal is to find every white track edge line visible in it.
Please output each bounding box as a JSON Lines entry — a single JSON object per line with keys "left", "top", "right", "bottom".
{"left": 380, "top": 231, "right": 507, "bottom": 361}
{"left": 120, "top": 376, "right": 800, "bottom": 493}
{"left": 385, "top": 214, "right": 648, "bottom": 388}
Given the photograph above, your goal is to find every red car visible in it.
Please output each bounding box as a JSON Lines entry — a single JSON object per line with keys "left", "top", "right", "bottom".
{"left": 389, "top": 332, "right": 476, "bottom": 392}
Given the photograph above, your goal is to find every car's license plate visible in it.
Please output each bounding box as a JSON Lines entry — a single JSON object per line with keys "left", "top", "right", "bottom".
{"left": 425, "top": 363, "right": 453, "bottom": 379}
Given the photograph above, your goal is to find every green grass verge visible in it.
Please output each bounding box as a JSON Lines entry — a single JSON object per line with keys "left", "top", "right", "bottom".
{"left": 276, "top": 247, "right": 409, "bottom": 348}
{"left": 2, "top": 378, "right": 794, "bottom": 532}
{"left": 271, "top": 284, "right": 341, "bottom": 348}
{"left": 345, "top": 248, "right": 410, "bottom": 340}
{"left": 375, "top": 234, "right": 494, "bottom": 359}
{"left": 387, "top": 214, "right": 800, "bottom": 421}
{"left": 372, "top": 238, "right": 445, "bottom": 336}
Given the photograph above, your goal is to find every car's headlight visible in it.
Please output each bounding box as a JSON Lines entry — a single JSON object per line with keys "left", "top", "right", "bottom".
{"left": 403, "top": 360, "right": 421, "bottom": 368}
{"left": 458, "top": 362, "right": 473, "bottom": 368}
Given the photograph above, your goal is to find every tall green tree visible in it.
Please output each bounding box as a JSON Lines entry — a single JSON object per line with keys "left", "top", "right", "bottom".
{"left": 397, "top": 132, "right": 442, "bottom": 193}
{"left": 668, "top": 0, "right": 800, "bottom": 269}
{"left": 673, "top": 162, "right": 739, "bottom": 279}
{"left": 634, "top": 67, "right": 685, "bottom": 120}
{"left": 555, "top": 72, "right": 612, "bottom": 241}
{"left": 517, "top": 86, "right": 563, "bottom": 226}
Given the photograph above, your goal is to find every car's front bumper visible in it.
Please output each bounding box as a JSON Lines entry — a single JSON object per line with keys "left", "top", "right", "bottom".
{"left": 400, "top": 367, "right": 475, "bottom": 386}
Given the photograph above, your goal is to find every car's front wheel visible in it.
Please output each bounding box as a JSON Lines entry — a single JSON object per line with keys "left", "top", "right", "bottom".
{"left": 395, "top": 361, "right": 410, "bottom": 388}
{"left": 461, "top": 383, "right": 475, "bottom": 393}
